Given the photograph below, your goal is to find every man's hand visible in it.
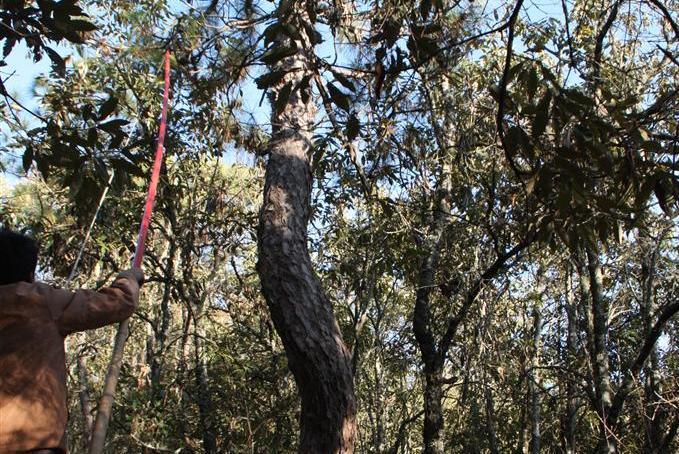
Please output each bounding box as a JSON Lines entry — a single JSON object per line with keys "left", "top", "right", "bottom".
{"left": 121, "top": 268, "right": 144, "bottom": 286}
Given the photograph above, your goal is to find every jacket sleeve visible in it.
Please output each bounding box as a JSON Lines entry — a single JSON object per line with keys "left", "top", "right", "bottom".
{"left": 48, "top": 270, "right": 141, "bottom": 336}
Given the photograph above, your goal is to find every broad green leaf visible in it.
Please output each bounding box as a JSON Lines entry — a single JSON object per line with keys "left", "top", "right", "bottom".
{"left": 526, "top": 67, "right": 538, "bottom": 100}
{"left": 44, "top": 47, "right": 65, "bottom": 77}
{"left": 274, "top": 82, "right": 293, "bottom": 114}
{"left": 262, "top": 23, "right": 282, "bottom": 47}
{"left": 260, "top": 46, "right": 297, "bottom": 66}
{"left": 23, "top": 146, "right": 34, "bottom": 173}
{"left": 327, "top": 83, "right": 351, "bottom": 112}
{"left": 68, "top": 19, "right": 97, "bottom": 32}
{"left": 347, "top": 114, "right": 360, "bottom": 141}
{"left": 98, "top": 95, "right": 118, "bottom": 120}
{"left": 332, "top": 70, "right": 355, "bottom": 92}
{"left": 532, "top": 91, "right": 551, "bottom": 138}
{"left": 255, "top": 70, "right": 286, "bottom": 89}
{"left": 98, "top": 119, "right": 129, "bottom": 134}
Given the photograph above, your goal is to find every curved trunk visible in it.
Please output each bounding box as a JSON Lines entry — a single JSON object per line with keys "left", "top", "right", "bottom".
{"left": 256, "top": 23, "right": 356, "bottom": 453}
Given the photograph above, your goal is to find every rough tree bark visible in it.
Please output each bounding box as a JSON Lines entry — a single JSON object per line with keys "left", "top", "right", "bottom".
{"left": 413, "top": 208, "right": 448, "bottom": 454}
{"left": 149, "top": 230, "right": 178, "bottom": 394}
{"left": 256, "top": 9, "right": 356, "bottom": 453}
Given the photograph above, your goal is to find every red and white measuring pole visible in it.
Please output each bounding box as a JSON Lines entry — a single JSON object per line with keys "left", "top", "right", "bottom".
{"left": 89, "top": 49, "right": 171, "bottom": 454}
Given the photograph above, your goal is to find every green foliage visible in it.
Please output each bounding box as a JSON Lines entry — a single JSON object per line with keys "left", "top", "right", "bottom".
{"left": 0, "top": 0, "right": 95, "bottom": 68}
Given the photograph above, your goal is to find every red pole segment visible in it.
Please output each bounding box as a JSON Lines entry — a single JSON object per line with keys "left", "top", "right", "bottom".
{"left": 133, "top": 48, "right": 171, "bottom": 268}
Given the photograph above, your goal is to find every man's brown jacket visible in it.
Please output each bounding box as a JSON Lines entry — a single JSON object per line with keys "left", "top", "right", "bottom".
{"left": 0, "top": 270, "right": 141, "bottom": 453}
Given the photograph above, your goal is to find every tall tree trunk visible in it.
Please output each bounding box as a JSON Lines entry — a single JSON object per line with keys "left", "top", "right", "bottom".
{"left": 77, "top": 348, "right": 94, "bottom": 440}
{"left": 372, "top": 356, "right": 385, "bottom": 453}
{"left": 256, "top": 11, "right": 356, "bottom": 452}
{"left": 412, "top": 155, "right": 451, "bottom": 454}
{"left": 177, "top": 304, "right": 192, "bottom": 446}
{"left": 529, "top": 305, "right": 542, "bottom": 454}
{"left": 150, "top": 239, "right": 177, "bottom": 393}
{"left": 413, "top": 219, "right": 447, "bottom": 454}
{"left": 518, "top": 388, "right": 530, "bottom": 454}
{"left": 563, "top": 269, "right": 578, "bottom": 453}
{"left": 413, "top": 212, "right": 531, "bottom": 453}
{"left": 528, "top": 269, "right": 545, "bottom": 454}
{"left": 484, "top": 376, "right": 500, "bottom": 454}
{"left": 583, "top": 248, "right": 614, "bottom": 453}
{"left": 639, "top": 234, "right": 665, "bottom": 453}
{"left": 411, "top": 61, "right": 459, "bottom": 454}
{"left": 422, "top": 368, "right": 445, "bottom": 454}
{"left": 193, "top": 311, "right": 217, "bottom": 453}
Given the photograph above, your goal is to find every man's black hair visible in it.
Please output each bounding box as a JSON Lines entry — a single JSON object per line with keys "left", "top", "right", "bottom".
{"left": 0, "top": 229, "right": 39, "bottom": 285}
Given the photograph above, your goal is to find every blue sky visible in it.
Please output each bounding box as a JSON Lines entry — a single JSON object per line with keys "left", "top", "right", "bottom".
{"left": 1, "top": 41, "right": 56, "bottom": 183}
{"left": 2, "top": 41, "right": 60, "bottom": 118}
{"left": 5, "top": 43, "right": 48, "bottom": 99}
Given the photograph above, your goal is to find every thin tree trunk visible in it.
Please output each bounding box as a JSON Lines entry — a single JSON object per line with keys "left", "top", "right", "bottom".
{"left": 529, "top": 305, "right": 542, "bottom": 454}
{"left": 177, "top": 304, "right": 192, "bottom": 446}
{"left": 256, "top": 12, "right": 356, "bottom": 452}
{"left": 413, "top": 224, "right": 447, "bottom": 454}
{"left": 422, "top": 368, "right": 445, "bottom": 454}
{"left": 517, "top": 389, "right": 530, "bottom": 454}
{"left": 484, "top": 379, "right": 500, "bottom": 454}
{"left": 373, "top": 356, "right": 384, "bottom": 453}
{"left": 468, "top": 391, "right": 483, "bottom": 454}
{"left": 640, "top": 237, "right": 664, "bottom": 453}
{"left": 415, "top": 232, "right": 446, "bottom": 454}
{"left": 193, "top": 312, "right": 217, "bottom": 454}
{"left": 411, "top": 64, "right": 456, "bottom": 454}
{"left": 77, "top": 350, "right": 94, "bottom": 440}
{"left": 585, "top": 248, "right": 614, "bottom": 453}
{"left": 151, "top": 240, "right": 177, "bottom": 392}
{"left": 412, "top": 157, "right": 451, "bottom": 454}
{"left": 564, "top": 269, "right": 578, "bottom": 453}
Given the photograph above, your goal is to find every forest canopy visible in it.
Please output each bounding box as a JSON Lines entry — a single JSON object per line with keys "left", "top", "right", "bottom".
{"left": 0, "top": 0, "right": 678, "bottom": 452}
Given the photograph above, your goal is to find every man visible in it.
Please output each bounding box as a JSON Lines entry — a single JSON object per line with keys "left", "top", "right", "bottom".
{"left": 0, "top": 229, "right": 144, "bottom": 453}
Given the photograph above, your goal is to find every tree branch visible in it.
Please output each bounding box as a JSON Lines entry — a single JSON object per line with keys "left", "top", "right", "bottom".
{"left": 606, "top": 300, "right": 679, "bottom": 429}
{"left": 648, "top": 0, "right": 679, "bottom": 40}
{"left": 496, "top": 0, "right": 526, "bottom": 179}
{"left": 438, "top": 232, "right": 533, "bottom": 356}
